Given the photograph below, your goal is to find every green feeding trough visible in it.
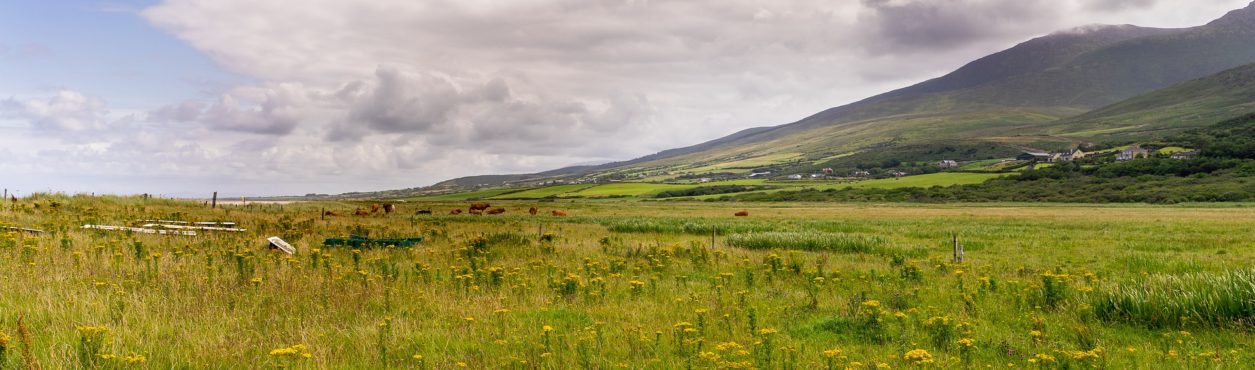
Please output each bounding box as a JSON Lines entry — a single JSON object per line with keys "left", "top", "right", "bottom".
{"left": 323, "top": 234, "right": 423, "bottom": 248}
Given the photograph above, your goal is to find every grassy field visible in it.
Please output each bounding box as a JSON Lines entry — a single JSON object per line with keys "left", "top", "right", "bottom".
{"left": 1, "top": 195, "right": 1253, "bottom": 368}
{"left": 411, "top": 173, "right": 1004, "bottom": 202}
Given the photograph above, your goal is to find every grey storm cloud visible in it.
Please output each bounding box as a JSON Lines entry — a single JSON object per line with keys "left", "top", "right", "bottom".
{"left": 1084, "top": 0, "right": 1158, "bottom": 12}
{"left": 858, "top": 0, "right": 1061, "bottom": 53}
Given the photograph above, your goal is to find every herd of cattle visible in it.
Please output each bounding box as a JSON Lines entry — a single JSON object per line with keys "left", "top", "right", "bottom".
{"left": 323, "top": 202, "right": 569, "bottom": 217}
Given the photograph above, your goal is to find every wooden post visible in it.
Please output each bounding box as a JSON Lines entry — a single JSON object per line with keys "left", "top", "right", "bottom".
{"left": 3, "top": 189, "right": 6, "bottom": 200}
{"left": 321, "top": 207, "right": 326, "bottom": 221}
{"left": 211, "top": 192, "right": 217, "bottom": 209}
{"left": 952, "top": 234, "right": 958, "bottom": 263}
{"left": 538, "top": 223, "right": 544, "bottom": 239}
{"left": 711, "top": 228, "right": 716, "bottom": 249}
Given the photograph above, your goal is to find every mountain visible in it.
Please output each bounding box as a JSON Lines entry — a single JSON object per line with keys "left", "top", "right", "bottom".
{"left": 1043, "top": 62, "right": 1255, "bottom": 138}
{"left": 387, "top": 2, "right": 1255, "bottom": 194}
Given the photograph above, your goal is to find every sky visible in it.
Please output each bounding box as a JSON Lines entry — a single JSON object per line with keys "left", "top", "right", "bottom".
{"left": 1, "top": 0, "right": 1250, "bottom": 197}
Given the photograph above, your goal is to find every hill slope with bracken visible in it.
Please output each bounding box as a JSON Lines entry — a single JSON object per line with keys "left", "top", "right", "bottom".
{"left": 411, "top": 1, "right": 1255, "bottom": 193}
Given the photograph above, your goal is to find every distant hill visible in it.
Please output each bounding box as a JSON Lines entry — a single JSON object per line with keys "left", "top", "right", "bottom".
{"left": 344, "top": 1, "right": 1255, "bottom": 197}
{"left": 1041, "top": 62, "right": 1255, "bottom": 138}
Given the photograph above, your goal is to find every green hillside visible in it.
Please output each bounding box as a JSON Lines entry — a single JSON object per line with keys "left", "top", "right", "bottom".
{"left": 1043, "top": 63, "right": 1255, "bottom": 138}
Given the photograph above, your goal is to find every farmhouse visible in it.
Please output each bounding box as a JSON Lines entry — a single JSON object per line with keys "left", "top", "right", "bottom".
{"left": 822, "top": 167, "right": 834, "bottom": 174}
{"left": 748, "top": 171, "right": 772, "bottom": 178}
{"left": 787, "top": 174, "right": 803, "bottom": 180}
{"left": 939, "top": 160, "right": 959, "bottom": 168}
{"left": 1059, "top": 149, "right": 1086, "bottom": 162}
{"left": 852, "top": 170, "right": 871, "bottom": 177}
{"left": 1117, "top": 146, "right": 1150, "bottom": 161}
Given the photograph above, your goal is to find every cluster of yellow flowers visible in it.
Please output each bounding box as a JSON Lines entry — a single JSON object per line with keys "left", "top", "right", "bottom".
{"left": 77, "top": 325, "right": 109, "bottom": 343}
{"left": 1028, "top": 353, "right": 1056, "bottom": 364}
{"left": 269, "top": 343, "right": 312, "bottom": 359}
{"left": 1061, "top": 347, "right": 1103, "bottom": 361}
{"left": 98, "top": 353, "right": 147, "bottom": 364}
{"left": 903, "top": 349, "right": 933, "bottom": 365}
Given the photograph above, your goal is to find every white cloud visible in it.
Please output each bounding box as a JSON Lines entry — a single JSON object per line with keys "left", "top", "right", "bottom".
{"left": 1, "top": 90, "right": 109, "bottom": 132}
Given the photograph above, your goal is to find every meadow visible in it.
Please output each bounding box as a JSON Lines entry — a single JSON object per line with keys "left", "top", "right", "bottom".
{"left": 1, "top": 195, "right": 1253, "bottom": 368}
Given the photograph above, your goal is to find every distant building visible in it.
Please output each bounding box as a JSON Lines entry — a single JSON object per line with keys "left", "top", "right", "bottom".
{"left": 939, "top": 160, "right": 959, "bottom": 168}
{"left": 748, "top": 171, "right": 772, "bottom": 178}
{"left": 698, "top": 177, "right": 712, "bottom": 183}
{"left": 787, "top": 174, "right": 803, "bottom": 180}
{"left": 1059, "top": 149, "right": 1086, "bottom": 162}
{"left": 852, "top": 170, "right": 871, "bottom": 177}
{"left": 892, "top": 171, "right": 907, "bottom": 178}
{"left": 810, "top": 174, "right": 824, "bottom": 178}
{"left": 1170, "top": 151, "right": 1199, "bottom": 160}
{"left": 1017, "top": 152, "right": 1052, "bottom": 161}
{"left": 822, "top": 167, "right": 834, "bottom": 175}
{"left": 1117, "top": 146, "right": 1150, "bottom": 161}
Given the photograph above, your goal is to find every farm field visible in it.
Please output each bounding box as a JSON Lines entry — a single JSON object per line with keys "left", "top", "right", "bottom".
{"left": 410, "top": 173, "right": 1008, "bottom": 202}
{"left": 1, "top": 195, "right": 1253, "bottom": 368}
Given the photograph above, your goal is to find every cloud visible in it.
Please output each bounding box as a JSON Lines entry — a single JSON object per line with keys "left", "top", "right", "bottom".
{"left": 1084, "top": 0, "right": 1158, "bottom": 12}
{"left": 1, "top": 90, "right": 108, "bottom": 131}
{"left": 149, "top": 85, "right": 306, "bottom": 135}
{"left": 857, "top": 0, "right": 1061, "bottom": 53}
{"left": 7, "top": 0, "right": 1248, "bottom": 195}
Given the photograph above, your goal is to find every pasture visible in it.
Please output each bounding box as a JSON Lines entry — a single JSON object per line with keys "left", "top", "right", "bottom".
{"left": 1, "top": 195, "right": 1253, "bottom": 368}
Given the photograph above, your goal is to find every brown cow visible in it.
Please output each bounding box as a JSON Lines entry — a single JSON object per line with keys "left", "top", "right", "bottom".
{"left": 469, "top": 202, "right": 491, "bottom": 211}
{"left": 469, "top": 209, "right": 484, "bottom": 215}
{"left": 528, "top": 207, "right": 539, "bottom": 215}
{"left": 382, "top": 204, "right": 396, "bottom": 214}
{"left": 370, "top": 204, "right": 382, "bottom": 213}
{"left": 323, "top": 210, "right": 341, "bottom": 217}
{"left": 354, "top": 208, "right": 370, "bottom": 216}
{"left": 449, "top": 209, "right": 463, "bottom": 215}
{"left": 551, "top": 210, "right": 568, "bottom": 217}
{"left": 487, "top": 207, "right": 506, "bottom": 215}
{"left": 734, "top": 211, "right": 749, "bottom": 217}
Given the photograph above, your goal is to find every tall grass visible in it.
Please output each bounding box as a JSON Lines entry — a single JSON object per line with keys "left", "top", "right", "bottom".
{"left": 724, "top": 232, "right": 888, "bottom": 254}
{"left": 1091, "top": 268, "right": 1255, "bottom": 328}
{"left": 600, "top": 218, "right": 774, "bottom": 235}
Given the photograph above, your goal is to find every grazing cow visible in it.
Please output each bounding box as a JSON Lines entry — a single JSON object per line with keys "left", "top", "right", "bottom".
{"left": 417, "top": 209, "right": 433, "bottom": 215}
{"left": 9, "top": 195, "right": 16, "bottom": 202}
{"left": 734, "top": 211, "right": 749, "bottom": 217}
{"left": 382, "top": 204, "right": 396, "bottom": 214}
{"left": 469, "top": 202, "right": 491, "bottom": 211}
{"left": 551, "top": 210, "right": 568, "bottom": 217}
{"left": 487, "top": 207, "right": 506, "bottom": 215}
{"left": 469, "top": 209, "right": 484, "bottom": 215}
{"left": 323, "top": 210, "right": 341, "bottom": 217}
{"left": 529, "top": 207, "right": 539, "bottom": 215}
{"left": 354, "top": 208, "right": 370, "bottom": 216}
{"left": 370, "top": 204, "right": 382, "bottom": 213}
{"left": 449, "top": 209, "right": 463, "bottom": 215}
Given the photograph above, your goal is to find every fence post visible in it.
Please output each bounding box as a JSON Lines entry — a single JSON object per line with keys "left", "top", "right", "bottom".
{"left": 711, "top": 228, "right": 716, "bottom": 249}
{"left": 211, "top": 192, "right": 218, "bottom": 209}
